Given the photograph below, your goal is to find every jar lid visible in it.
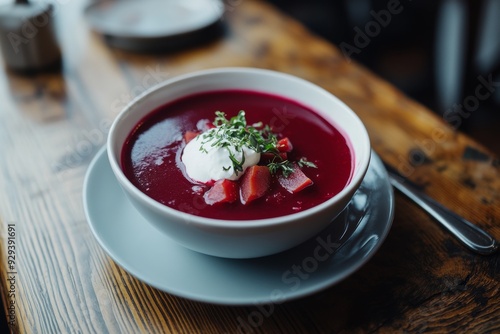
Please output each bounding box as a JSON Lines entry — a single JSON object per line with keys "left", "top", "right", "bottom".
{"left": 0, "top": 3, "right": 51, "bottom": 29}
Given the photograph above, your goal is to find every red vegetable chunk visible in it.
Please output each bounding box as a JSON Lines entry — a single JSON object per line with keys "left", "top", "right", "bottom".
{"left": 277, "top": 137, "right": 293, "bottom": 152}
{"left": 184, "top": 130, "right": 200, "bottom": 143}
{"left": 204, "top": 179, "right": 239, "bottom": 205}
{"left": 278, "top": 164, "right": 313, "bottom": 194}
{"left": 240, "top": 166, "right": 271, "bottom": 204}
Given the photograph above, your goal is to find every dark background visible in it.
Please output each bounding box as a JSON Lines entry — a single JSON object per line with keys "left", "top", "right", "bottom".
{"left": 268, "top": 0, "right": 500, "bottom": 155}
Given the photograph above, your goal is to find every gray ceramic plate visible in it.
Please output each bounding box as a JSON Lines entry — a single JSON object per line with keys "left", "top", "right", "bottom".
{"left": 83, "top": 147, "right": 394, "bottom": 305}
{"left": 84, "top": 0, "right": 225, "bottom": 52}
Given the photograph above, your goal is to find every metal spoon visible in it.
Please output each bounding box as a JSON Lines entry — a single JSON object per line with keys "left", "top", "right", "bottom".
{"left": 384, "top": 163, "right": 498, "bottom": 255}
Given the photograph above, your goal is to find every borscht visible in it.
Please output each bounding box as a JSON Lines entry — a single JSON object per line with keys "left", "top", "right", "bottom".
{"left": 121, "top": 90, "right": 353, "bottom": 220}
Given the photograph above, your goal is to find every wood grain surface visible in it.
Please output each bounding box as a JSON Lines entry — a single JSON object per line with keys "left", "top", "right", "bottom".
{"left": 0, "top": 0, "right": 499, "bottom": 333}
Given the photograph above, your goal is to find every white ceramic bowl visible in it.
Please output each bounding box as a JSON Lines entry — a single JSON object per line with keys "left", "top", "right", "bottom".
{"left": 107, "top": 67, "right": 371, "bottom": 258}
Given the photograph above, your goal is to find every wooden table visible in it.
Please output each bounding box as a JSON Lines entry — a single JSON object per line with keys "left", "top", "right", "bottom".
{"left": 1, "top": 0, "right": 499, "bottom": 332}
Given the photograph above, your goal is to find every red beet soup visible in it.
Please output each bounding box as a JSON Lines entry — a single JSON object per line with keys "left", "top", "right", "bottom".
{"left": 121, "top": 90, "right": 353, "bottom": 220}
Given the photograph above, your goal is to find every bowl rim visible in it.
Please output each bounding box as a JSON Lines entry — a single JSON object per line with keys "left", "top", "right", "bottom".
{"left": 107, "top": 67, "right": 371, "bottom": 229}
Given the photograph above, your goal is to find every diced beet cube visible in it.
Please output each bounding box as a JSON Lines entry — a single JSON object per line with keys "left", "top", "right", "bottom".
{"left": 278, "top": 164, "right": 313, "bottom": 194}
{"left": 259, "top": 152, "right": 287, "bottom": 165}
{"left": 184, "top": 130, "right": 200, "bottom": 143}
{"left": 277, "top": 137, "right": 293, "bottom": 152}
{"left": 240, "top": 166, "right": 271, "bottom": 205}
{"left": 204, "top": 179, "right": 239, "bottom": 205}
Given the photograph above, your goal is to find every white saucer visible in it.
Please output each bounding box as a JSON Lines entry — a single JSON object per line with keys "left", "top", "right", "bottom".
{"left": 83, "top": 147, "right": 394, "bottom": 305}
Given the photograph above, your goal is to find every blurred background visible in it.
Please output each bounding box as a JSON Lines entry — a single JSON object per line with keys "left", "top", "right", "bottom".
{"left": 268, "top": 0, "right": 500, "bottom": 155}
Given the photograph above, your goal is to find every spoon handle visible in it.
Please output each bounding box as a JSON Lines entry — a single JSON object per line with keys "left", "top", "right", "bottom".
{"left": 386, "top": 169, "right": 498, "bottom": 255}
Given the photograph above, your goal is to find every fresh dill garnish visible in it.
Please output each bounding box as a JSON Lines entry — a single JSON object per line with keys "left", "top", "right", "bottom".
{"left": 268, "top": 158, "right": 317, "bottom": 178}
{"left": 198, "top": 110, "right": 315, "bottom": 177}
{"left": 268, "top": 160, "right": 295, "bottom": 178}
{"left": 297, "top": 157, "right": 318, "bottom": 169}
{"left": 200, "top": 110, "right": 279, "bottom": 175}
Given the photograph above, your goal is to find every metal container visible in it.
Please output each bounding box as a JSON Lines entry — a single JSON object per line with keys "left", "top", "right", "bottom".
{"left": 0, "top": 0, "right": 61, "bottom": 72}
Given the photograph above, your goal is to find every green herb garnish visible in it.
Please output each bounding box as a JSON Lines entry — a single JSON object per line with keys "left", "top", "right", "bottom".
{"left": 199, "top": 110, "right": 316, "bottom": 177}
{"left": 297, "top": 157, "right": 318, "bottom": 169}
{"left": 268, "top": 160, "right": 295, "bottom": 177}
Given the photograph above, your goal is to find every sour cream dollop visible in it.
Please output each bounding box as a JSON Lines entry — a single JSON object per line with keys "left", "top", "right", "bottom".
{"left": 181, "top": 129, "right": 261, "bottom": 183}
